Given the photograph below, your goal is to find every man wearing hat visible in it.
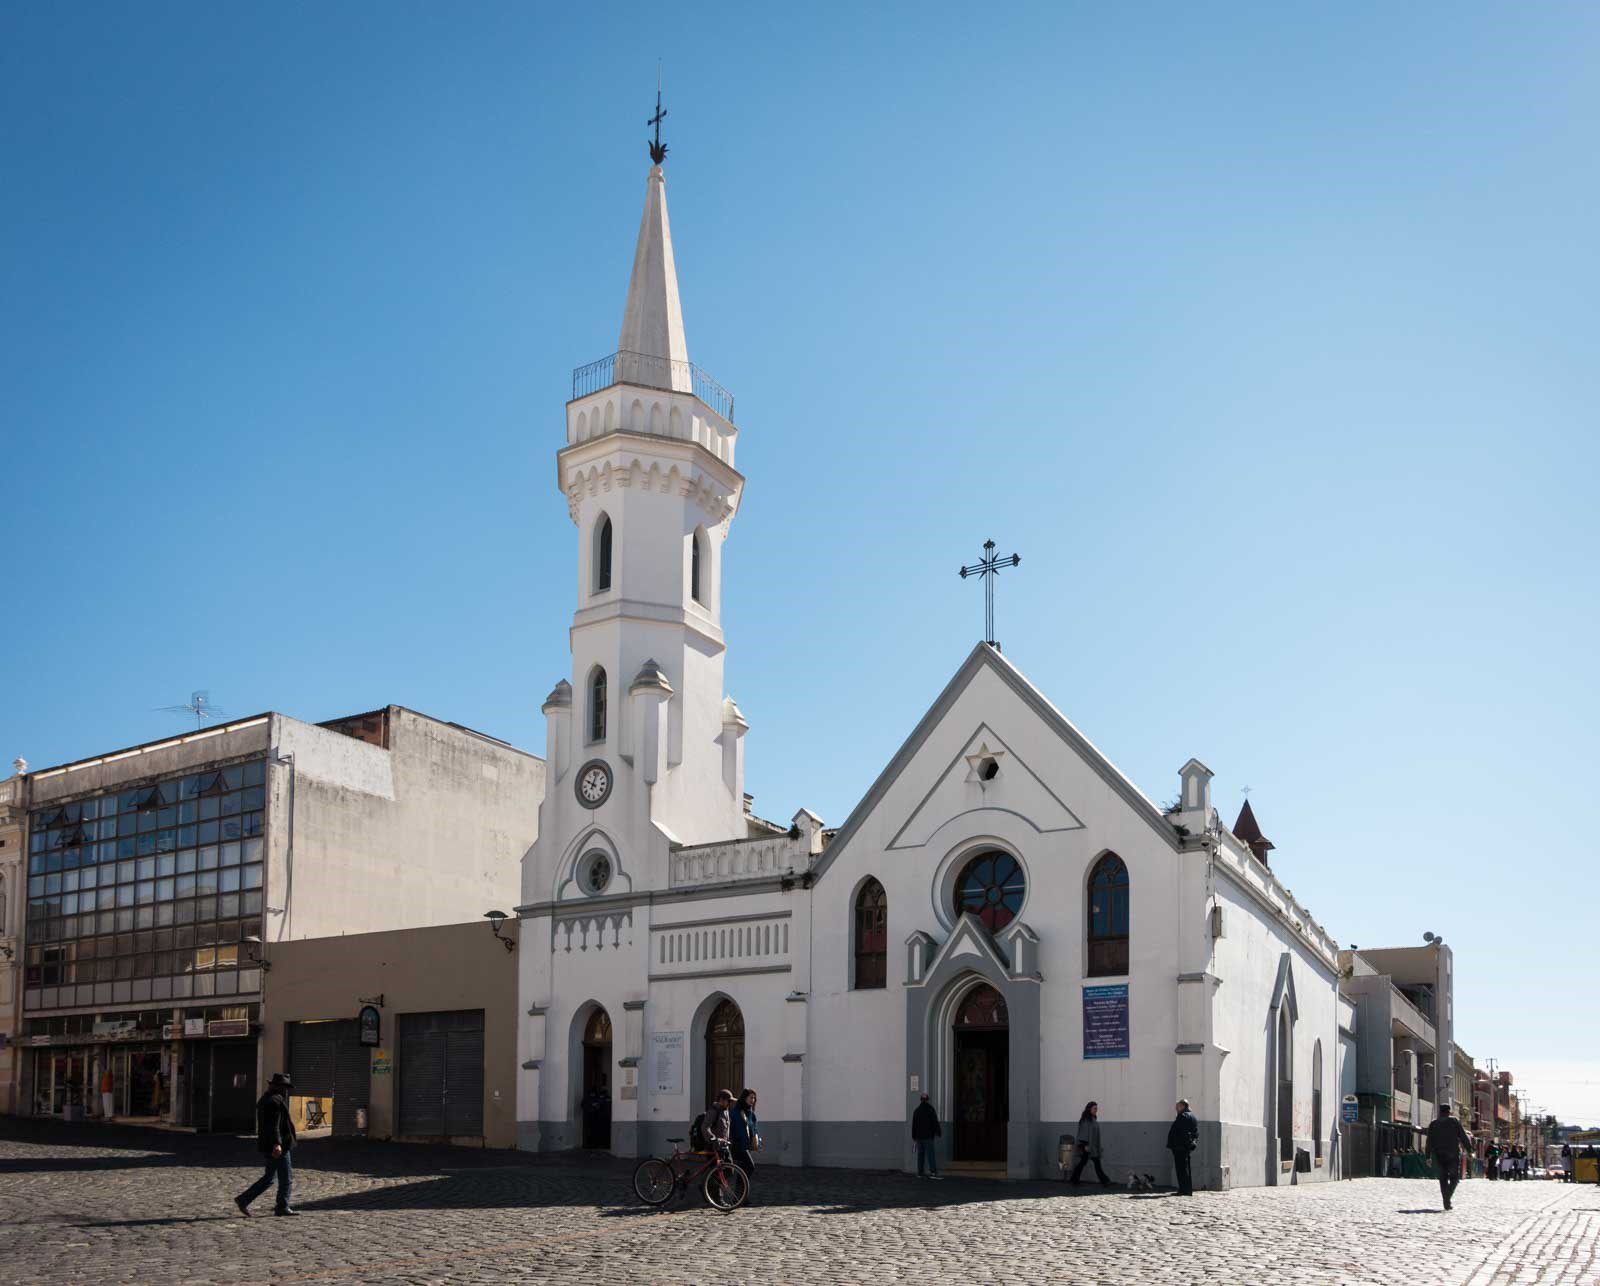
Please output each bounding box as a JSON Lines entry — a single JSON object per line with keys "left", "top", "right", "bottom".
{"left": 235, "top": 1072, "right": 298, "bottom": 1217}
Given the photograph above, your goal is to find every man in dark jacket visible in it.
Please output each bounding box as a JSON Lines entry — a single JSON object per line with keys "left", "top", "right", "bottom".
{"left": 911, "top": 1092, "right": 942, "bottom": 1179}
{"left": 1167, "top": 1099, "right": 1199, "bottom": 1195}
{"left": 235, "top": 1072, "right": 298, "bottom": 1217}
{"left": 1425, "top": 1105, "right": 1472, "bottom": 1210}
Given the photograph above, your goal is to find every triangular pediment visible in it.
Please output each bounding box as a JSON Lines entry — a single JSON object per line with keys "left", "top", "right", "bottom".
{"left": 888, "top": 723, "right": 1084, "bottom": 850}
{"left": 922, "top": 911, "right": 1013, "bottom": 980}
{"left": 814, "top": 643, "right": 1181, "bottom": 884}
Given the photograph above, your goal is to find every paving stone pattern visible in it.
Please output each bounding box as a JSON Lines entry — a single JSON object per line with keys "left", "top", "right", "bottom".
{"left": 0, "top": 1120, "right": 1594, "bottom": 1285}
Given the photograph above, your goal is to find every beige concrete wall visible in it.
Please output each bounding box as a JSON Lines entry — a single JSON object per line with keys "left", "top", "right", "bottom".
{"left": 267, "top": 708, "right": 544, "bottom": 944}
{"left": 261, "top": 919, "right": 519, "bottom": 1148}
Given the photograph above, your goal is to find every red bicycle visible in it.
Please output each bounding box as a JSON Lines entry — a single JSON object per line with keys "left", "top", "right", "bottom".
{"left": 632, "top": 1138, "right": 749, "bottom": 1212}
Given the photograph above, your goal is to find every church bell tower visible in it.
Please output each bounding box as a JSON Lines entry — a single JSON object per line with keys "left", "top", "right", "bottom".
{"left": 543, "top": 135, "right": 748, "bottom": 846}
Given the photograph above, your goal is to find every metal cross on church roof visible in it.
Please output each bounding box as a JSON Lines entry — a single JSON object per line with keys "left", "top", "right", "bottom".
{"left": 959, "top": 539, "right": 1022, "bottom": 651}
{"left": 647, "top": 67, "right": 668, "bottom": 165}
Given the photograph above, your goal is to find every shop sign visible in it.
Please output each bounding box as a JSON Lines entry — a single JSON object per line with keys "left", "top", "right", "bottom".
{"left": 208, "top": 1019, "right": 250, "bottom": 1039}
{"left": 29, "top": 1035, "right": 54, "bottom": 1046}
{"left": 161, "top": 1024, "right": 179, "bottom": 1040}
{"left": 184, "top": 1018, "right": 207, "bottom": 1038}
{"left": 370, "top": 1049, "right": 392, "bottom": 1076}
{"left": 358, "top": 1005, "right": 381, "bottom": 1047}
{"left": 93, "top": 1019, "right": 137, "bottom": 1038}
{"left": 0, "top": 1033, "right": 9, "bottom": 1049}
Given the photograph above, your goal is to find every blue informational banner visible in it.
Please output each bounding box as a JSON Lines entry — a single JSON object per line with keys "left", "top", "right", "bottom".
{"left": 1082, "top": 984, "right": 1130, "bottom": 1059}
{"left": 1341, "top": 1095, "right": 1359, "bottom": 1124}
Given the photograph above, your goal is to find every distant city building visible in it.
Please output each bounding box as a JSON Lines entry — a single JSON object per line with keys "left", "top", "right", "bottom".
{"left": 16, "top": 707, "right": 540, "bottom": 1130}
{"left": 1338, "top": 939, "right": 1456, "bottom": 1173}
{"left": 0, "top": 764, "right": 26, "bottom": 1114}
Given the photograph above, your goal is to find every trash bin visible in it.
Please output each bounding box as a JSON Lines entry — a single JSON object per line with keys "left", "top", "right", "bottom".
{"left": 354, "top": 1106, "right": 368, "bottom": 1134}
{"left": 1294, "top": 1148, "right": 1311, "bottom": 1174}
{"left": 1058, "top": 1135, "right": 1073, "bottom": 1173}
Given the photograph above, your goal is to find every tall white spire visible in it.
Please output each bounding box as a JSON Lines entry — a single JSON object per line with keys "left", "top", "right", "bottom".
{"left": 616, "top": 165, "right": 692, "bottom": 393}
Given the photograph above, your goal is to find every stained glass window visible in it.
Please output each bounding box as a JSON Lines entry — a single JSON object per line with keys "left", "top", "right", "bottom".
{"left": 953, "top": 851, "right": 1026, "bottom": 932}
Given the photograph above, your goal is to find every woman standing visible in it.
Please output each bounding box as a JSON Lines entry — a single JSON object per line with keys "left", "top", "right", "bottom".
{"left": 729, "top": 1088, "right": 761, "bottom": 1194}
{"left": 1068, "top": 1101, "right": 1113, "bottom": 1188}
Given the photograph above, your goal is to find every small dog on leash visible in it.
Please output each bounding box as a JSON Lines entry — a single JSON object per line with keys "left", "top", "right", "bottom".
{"left": 1127, "top": 1173, "right": 1160, "bottom": 1192}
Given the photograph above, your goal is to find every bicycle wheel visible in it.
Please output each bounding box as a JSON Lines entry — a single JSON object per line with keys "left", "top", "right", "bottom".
{"left": 633, "top": 1158, "right": 677, "bottom": 1206}
{"left": 703, "top": 1161, "right": 749, "bottom": 1211}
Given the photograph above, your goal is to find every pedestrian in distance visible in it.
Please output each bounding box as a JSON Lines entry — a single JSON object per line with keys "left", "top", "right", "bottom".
{"left": 1167, "top": 1099, "right": 1199, "bottom": 1196}
{"left": 1068, "top": 1101, "right": 1113, "bottom": 1188}
{"left": 1560, "top": 1141, "right": 1572, "bottom": 1183}
{"left": 1425, "top": 1105, "right": 1472, "bottom": 1212}
{"left": 99, "top": 1066, "right": 114, "bottom": 1121}
{"left": 1586, "top": 1144, "right": 1598, "bottom": 1186}
{"left": 235, "top": 1072, "right": 298, "bottom": 1217}
{"left": 911, "top": 1092, "right": 943, "bottom": 1179}
{"left": 729, "top": 1088, "right": 761, "bottom": 1194}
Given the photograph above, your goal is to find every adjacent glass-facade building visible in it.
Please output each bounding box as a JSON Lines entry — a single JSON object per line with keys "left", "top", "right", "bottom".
{"left": 24, "top": 758, "right": 268, "bottom": 1010}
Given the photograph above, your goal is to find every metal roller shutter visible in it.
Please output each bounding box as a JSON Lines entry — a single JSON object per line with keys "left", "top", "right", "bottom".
{"left": 287, "top": 1021, "right": 338, "bottom": 1098}
{"left": 399, "top": 1022, "right": 447, "bottom": 1136}
{"left": 398, "top": 1010, "right": 484, "bottom": 1139}
{"left": 332, "top": 1026, "right": 371, "bottom": 1136}
{"left": 444, "top": 1029, "right": 485, "bottom": 1136}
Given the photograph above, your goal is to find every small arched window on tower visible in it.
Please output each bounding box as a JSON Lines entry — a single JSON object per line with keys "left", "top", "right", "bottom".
{"left": 690, "top": 528, "right": 705, "bottom": 604}
{"left": 1087, "top": 853, "right": 1130, "bottom": 977}
{"left": 588, "top": 667, "right": 607, "bottom": 743}
{"left": 854, "top": 877, "right": 887, "bottom": 989}
{"left": 594, "top": 515, "right": 613, "bottom": 594}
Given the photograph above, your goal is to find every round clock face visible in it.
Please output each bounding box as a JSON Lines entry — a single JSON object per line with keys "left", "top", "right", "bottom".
{"left": 575, "top": 758, "right": 612, "bottom": 809}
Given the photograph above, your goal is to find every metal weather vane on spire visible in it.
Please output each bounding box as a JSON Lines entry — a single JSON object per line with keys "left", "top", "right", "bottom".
{"left": 647, "top": 66, "right": 668, "bottom": 165}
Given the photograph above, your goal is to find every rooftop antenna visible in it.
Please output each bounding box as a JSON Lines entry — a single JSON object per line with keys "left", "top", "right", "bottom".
{"left": 158, "top": 690, "right": 228, "bottom": 730}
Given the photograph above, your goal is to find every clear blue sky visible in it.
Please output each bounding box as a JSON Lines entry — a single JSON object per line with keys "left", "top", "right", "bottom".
{"left": 3, "top": 3, "right": 1596, "bottom": 1122}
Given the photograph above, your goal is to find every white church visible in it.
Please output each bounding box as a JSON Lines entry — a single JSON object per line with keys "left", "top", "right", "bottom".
{"left": 515, "top": 147, "right": 1344, "bottom": 1188}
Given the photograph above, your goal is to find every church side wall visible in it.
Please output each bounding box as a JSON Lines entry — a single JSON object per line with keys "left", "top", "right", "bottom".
{"left": 1211, "top": 872, "right": 1340, "bottom": 1187}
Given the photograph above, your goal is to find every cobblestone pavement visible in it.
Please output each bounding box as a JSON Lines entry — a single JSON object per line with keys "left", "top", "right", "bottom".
{"left": 0, "top": 1119, "right": 1594, "bottom": 1285}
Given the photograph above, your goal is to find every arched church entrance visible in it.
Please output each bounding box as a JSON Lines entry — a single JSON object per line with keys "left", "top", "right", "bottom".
{"left": 704, "top": 998, "right": 744, "bottom": 1106}
{"left": 953, "top": 983, "right": 1009, "bottom": 1163}
{"left": 580, "top": 1007, "right": 613, "bottom": 1149}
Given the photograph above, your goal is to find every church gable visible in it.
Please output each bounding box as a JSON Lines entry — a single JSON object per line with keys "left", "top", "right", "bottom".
{"left": 888, "top": 723, "right": 1083, "bottom": 850}
{"left": 815, "top": 643, "right": 1179, "bottom": 882}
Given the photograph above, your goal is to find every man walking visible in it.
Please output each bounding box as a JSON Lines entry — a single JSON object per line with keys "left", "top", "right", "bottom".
{"left": 1425, "top": 1105, "right": 1472, "bottom": 1211}
{"left": 911, "top": 1092, "right": 942, "bottom": 1179}
{"left": 1167, "top": 1099, "right": 1199, "bottom": 1196}
{"left": 235, "top": 1072, "right": 298, "bottom": 1217}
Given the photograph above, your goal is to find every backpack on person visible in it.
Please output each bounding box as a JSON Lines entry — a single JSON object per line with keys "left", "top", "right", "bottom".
{"left": 688, "top": 1112, "right": 708, "bottom": 1152}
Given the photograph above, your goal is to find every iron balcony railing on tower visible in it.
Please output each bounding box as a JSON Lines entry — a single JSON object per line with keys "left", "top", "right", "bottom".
{"left": 571, "top": 350, "right": 736, "bottom": 423}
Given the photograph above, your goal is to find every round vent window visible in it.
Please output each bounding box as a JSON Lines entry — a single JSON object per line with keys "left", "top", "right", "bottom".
{"left": 579, "top": 850, "right": 613, "bottom": 896}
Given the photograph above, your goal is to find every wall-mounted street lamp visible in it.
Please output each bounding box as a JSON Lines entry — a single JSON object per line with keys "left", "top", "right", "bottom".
{"left": 484, "top": 910, "right": 515, "bottom": 953}
{"left": 243, "top": 934, "right": 273, "bottom": 973}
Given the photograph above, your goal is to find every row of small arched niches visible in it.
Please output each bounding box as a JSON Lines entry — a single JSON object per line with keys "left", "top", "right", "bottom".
{"left": 572, "top": 397, "right": 732, "bottom": 461}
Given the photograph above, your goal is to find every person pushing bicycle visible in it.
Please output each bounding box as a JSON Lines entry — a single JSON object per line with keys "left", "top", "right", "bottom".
{"left": 704, "top": 1088, "right": 734, "bottom": 1158}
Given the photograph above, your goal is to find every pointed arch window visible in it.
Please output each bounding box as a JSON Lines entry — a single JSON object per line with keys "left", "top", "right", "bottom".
{"left": 1312, "top": 1038, "right": 1324, "bottom": 1161}
{"left": 1277, "top": 1008, "right": 1294, "bottom": 1162}
{"left": 854, "top": 877, "right": 887, "bottom": 989}
{"left": 594, "top": 515, "right": 613, "bottom": 594}
{"left": 588, "top": 668, "right": 607, "bottom": 743}
{"left": 690, "top": 528, "right": 704, "bottom": 604}
{"left": 1087, "top": 853, "right": 1129, "bottom": 977}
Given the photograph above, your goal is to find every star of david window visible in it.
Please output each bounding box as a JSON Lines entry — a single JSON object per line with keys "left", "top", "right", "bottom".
{"left": 953, "top": 851, "right": 1025, "bottom": 932}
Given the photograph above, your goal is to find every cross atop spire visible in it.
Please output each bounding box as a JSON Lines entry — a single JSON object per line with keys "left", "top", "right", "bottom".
{"left": 647, "top": 69, "right": 668, "bottom": 166}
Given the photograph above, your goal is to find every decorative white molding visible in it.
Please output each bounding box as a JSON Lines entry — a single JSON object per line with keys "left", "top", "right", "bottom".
{"left": 552, "top": 909, "right": 633, "bottom": 953}
{"left": 668, "top": 833, "right": 811, "bottom": 890}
